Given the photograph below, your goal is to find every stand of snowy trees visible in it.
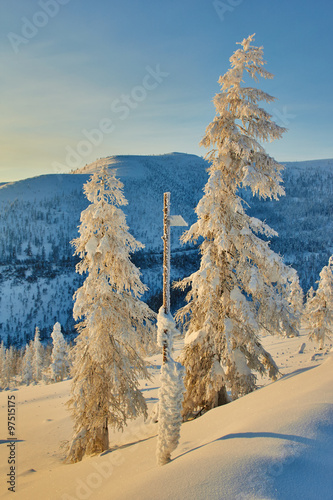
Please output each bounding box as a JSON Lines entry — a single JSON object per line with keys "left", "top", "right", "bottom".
{"left": 0, "top": 322, "right": 70, "bottom": 389}
{"left": 303, "top": 256, "right": 333, "bottom": 348}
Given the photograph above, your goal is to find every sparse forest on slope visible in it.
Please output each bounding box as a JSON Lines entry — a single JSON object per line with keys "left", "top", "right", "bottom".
{"left": 0, "top": 153, "right": 332, "bottom": 346}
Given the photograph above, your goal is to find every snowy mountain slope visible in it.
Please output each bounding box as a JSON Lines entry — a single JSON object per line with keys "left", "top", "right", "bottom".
{"left": 0, "top": 153, "right": 333, "bottom": 345}
{"left": 0, "top": 153, "right": 207, "bottom": 344}
{"left": 0, "top": 173, "right": 85, "bottom": 202}
{"left": 0, "top": 334, "right": 332, "bottom": 499}
{"left": 72, "top": 154, "right": 152, "bottom": 179}
{"left": 0, "top": 153, "right": 206, "bottom": 261}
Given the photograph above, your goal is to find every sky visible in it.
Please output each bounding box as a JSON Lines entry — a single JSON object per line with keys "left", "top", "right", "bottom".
{"left": 1, "top": 0, "right": 333, "bottom": 182}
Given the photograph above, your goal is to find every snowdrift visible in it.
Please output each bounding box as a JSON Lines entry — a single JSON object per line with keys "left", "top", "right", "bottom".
{"left": 0, "top": 344, "right": 332, "bottom": 499}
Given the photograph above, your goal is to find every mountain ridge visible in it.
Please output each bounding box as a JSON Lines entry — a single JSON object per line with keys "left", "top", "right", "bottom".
{"left": 0, "top": 152, "right": 332, "bottom": 346}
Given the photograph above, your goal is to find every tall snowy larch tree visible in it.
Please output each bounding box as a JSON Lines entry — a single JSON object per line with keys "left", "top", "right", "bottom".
{"left": 303, "top": 256, "right": 333, "bottom": 349}
{"left": 0, "top": 342, "right": 6, "bottom": 388}
{"left": 67, "top": 167, "right": 156, "bottom": 463}
{"left": 1, "top": 345, "right": 15, "bottom": 388}
{"left": 32, "top": 326, "right": 44, "bottom": 383}
{"left": 176, "top": 34, "right": 296, "bottom": 418}
{"left": 288, "top": 273, "right": 304, "bottom": 335}
{"left": 49, "top": 322, "right": 69, "bottom": 382}
{"left": 21, "top": 341, "right": 34, "bottom": 385}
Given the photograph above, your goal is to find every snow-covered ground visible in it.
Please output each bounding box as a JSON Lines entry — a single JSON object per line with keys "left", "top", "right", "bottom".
{"left": 0, "top": 333, "right": 332, "bottom": 499}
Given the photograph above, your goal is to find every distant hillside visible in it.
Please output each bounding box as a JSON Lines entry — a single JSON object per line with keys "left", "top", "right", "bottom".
{"left": 245, "top": 158, "right": 333, "bottom": 286}
{"left": 0, "top": 153, "right": 332, "bottom": 346}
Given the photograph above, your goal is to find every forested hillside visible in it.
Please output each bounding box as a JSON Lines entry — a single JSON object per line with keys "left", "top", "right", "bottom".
{"left": 245, "top": 158, "right": 333, "bottom": 288}
{"left": 0, "top": 153, "right": 332, "bottom": 346}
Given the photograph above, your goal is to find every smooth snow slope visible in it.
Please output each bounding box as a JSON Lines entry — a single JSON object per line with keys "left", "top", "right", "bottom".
{"left": 105, "top": 351, "right": 333, "bottom": 500}
{"left": 0, "top": 335, "right": 332, "bottom": 500}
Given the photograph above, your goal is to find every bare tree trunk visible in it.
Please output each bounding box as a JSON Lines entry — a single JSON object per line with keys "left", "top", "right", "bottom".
{"left": 86, "top": 419, "right": 109, "bottom": 456}
{"left": 162, "top": 192, "right": 171, "bottom": 364}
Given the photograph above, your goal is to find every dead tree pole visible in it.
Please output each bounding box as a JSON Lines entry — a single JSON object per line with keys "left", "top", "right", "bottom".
{"left": 162, "top": 192, "right": 171, "bottom": 364}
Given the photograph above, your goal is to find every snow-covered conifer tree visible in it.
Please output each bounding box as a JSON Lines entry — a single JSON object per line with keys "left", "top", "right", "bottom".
{"left": 49, "top": 322, "right": 69, "bottom": 382}
{"left": 176, "top": 34, "right": 295, "bottom": 417}
{"left": 21, "top": 341, "right": 34, "bottom": 385}
{"left": 306, "top": 286, "right": 315, "bottom": 302}
{"left": 32, "top": 326, "right": 44, "bottom": 383}
{"left": 42, "top": 343, "right": 53, "bottom": 381}
{"left": 0, "top": 342, "right": 6, "bottom": 389}
{"left": 3, "top": 346, "right": 16, "bottom": 388}
{"left": 0, "top": 344, "right": 15, "bottom": 389}
{"left": 303, "top": 256, "right": 333, "bottom": 348}
{"left": 287, "top": 272, "right": 304, "bottom": 335}
{"left": 67, "top": 167, "right": 156, "bottom": 463}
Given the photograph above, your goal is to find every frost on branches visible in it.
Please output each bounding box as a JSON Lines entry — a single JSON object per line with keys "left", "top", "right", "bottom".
{"left": 288, "top": 272, "right": 304, "bottom": 335}
{"left": 21, "top": 341, "right": 34, "bottom": 385}
{"left": 49, "top": 322, "right": 69, "bottom": 383}
{"left": 156, "top": 307, "right": 185, "bottom": 465}
{"left": 67, "top": 167, "right": 156, "bottom": 463}
{"left": 0, "top": 344, "right": 15, "bottom": 389}
{"left": 303, "top": 256, "right": 333, "bottom": 349}
{"left": 33, "top": 326, "right": 44, "bottom": 383}
{"left": 176, "top": 34, "right": 297, "bottom": 419}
